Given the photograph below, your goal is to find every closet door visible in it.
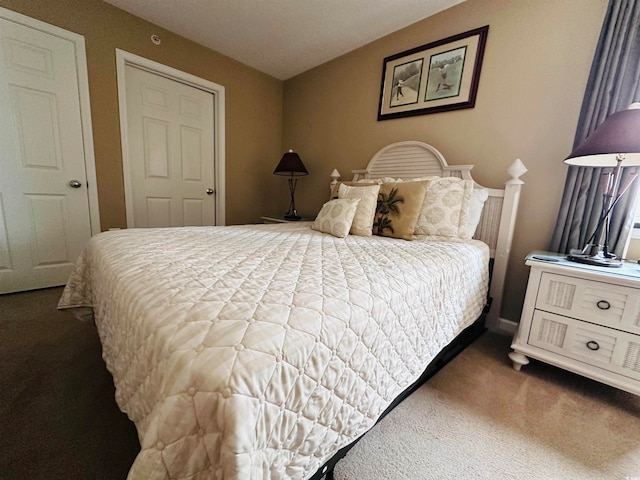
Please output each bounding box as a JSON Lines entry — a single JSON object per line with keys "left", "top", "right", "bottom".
{"left": 0, "top": 10, "right": 97, "bottom": 293}
{"left": 124, "top": 64, "right": 216, "bottom": 228}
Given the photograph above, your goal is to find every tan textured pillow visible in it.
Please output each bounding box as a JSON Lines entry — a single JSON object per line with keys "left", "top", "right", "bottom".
{"left": 312, "top": 198, "right": 360, "bottom": 238}
{"left": 415, "top": 177, "right": 474, "bottom": 238}
{"left": 373, "top": 181, "right": 428, "bottom": 240}
{"left": 338, "top": 183, "right": 380, "bottom": 236}
{"left": 330, "top": 181, "right": 378, "bottom": 199}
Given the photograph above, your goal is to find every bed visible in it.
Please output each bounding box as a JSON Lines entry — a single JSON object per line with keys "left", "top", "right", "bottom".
{"left": 58, "top": 141, "right": 525, "bottom": 480}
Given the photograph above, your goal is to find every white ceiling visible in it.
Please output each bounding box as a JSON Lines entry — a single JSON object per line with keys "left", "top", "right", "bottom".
{"left": 102, "top": 0, "right": 465, "bottom": 80}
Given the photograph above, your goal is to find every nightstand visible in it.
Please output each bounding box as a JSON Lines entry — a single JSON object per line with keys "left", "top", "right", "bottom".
{"left": 261, "top": 216, "right": 313, "bottom": 224}
{"left": 509, "top": 251, "right": 640, "bottom": 396}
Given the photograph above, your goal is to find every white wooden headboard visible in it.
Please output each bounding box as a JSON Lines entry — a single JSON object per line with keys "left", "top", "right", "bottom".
{"left": 330, "top": 141, "right": 526, "bottom": 329}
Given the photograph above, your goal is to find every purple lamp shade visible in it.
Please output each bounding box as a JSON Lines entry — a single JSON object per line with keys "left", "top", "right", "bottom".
{"left": 565, "top": 103, "right": 640, "bottom": 167}
{"left": 273, "top": 150, "right": 308, "bottom": 176}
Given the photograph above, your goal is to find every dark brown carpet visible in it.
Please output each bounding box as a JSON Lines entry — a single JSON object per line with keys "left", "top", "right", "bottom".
{"left": 0, "top": 287, "right": 139, "bottom": 480}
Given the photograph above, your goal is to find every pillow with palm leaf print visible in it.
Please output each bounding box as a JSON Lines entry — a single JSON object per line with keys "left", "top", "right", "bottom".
{"left": 373, "top": 181, "right": 429, "bottom": 240}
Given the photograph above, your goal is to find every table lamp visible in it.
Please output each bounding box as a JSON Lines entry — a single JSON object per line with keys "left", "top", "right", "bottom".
{"left": 273, "top": 149, "right": 308, "bottom": 220}
{"left": 564, "top": 103, "right": 640, "bottom": 267}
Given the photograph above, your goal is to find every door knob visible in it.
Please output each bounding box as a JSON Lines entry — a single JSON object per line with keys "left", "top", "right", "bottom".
{"left": 206, "top": 188, "right": 214, "bottom": 195}
{"left": 69, "top": 180, "right": 82, "bottom": 188}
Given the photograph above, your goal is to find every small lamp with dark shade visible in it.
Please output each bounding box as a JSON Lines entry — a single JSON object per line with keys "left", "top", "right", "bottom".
{"left": 564, "top": 103, "right": 640, "bottom": 267}
{"left": 273, "top": 149, "right": 308, "bottom": 220}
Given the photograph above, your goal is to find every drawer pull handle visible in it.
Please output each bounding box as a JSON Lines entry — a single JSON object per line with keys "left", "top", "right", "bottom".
{"left": 586, "top": 340, "right": 600, "bottom": 351}
{"left": 596, "top": 300, "right": 611, "bottom": 310}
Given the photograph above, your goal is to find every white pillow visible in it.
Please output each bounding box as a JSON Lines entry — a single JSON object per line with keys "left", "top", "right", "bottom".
{"left": 354, "top": 178, "right": 383, "bottom": 184}
{"left": 463, "top": 187, "right": 489, "bottom": 239}
{"left": 338, "top": 183, "right": 380, "bottom": 236}
{"left": 378, "top": 176, "right": 434, "bottom": 183}
{"left": 311, "top": 198, "right": 361, "bottom": 238}
{"left": 414, "top": 177, "right": 474, "bottom": 238}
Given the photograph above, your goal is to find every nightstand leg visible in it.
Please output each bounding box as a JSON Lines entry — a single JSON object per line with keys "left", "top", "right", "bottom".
{"left": 508, "top": 351, "right": 529, "bottom": 371}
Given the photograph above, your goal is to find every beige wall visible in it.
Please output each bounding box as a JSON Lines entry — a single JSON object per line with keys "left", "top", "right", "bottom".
{"left": 0, "top": 0, "right": 283, "bottom": 228}
{"left": 282, "top": 0, "right": 608, "bottom": 322}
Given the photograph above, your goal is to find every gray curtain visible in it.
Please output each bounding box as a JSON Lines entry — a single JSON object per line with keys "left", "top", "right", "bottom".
{"left": 549, "top": 0, "right": 640, "bottom": 256}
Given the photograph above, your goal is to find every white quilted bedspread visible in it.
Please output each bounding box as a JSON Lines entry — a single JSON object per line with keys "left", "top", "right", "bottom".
{"left": 58, "top": 222, "right": 489, "bottom": 480}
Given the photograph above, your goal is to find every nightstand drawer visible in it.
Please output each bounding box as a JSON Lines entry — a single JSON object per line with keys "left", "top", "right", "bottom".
{"left": 529, "top": 310, "right": 640, "bottom": 381}
{"left": 536, "top": 272, "right": 640, "bottom": 334}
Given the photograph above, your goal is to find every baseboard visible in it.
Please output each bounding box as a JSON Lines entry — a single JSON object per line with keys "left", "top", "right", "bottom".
{"left": 490, "top": 317, "right": 518, "bottom": 336}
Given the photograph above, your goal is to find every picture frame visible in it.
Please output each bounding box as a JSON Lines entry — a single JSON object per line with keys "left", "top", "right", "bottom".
{"left": 377, "top": 26, "right": 489, "bottom": 121}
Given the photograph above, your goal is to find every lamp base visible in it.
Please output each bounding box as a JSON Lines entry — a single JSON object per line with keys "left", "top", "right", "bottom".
{"left": 566, "top": 253, "right": 623, "bottom": 268}
{"left": 284, "top": 214, "right": 301, "bottom": 221}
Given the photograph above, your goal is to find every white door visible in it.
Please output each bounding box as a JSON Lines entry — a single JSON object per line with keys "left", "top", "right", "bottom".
{"left": 0, "top": 13, "right": 96, "bottom": 294}
{"left": 124, "top": 65, "right": 216, "bottom": 227}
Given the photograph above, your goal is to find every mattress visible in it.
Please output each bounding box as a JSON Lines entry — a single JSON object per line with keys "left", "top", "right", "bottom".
{"left": 58, "top": 222, "right": 489, "bottom": 479}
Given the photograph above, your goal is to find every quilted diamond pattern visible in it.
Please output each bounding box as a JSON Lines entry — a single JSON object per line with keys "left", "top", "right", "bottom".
{"left": 58, "top": 222, "right": 489, "bottom": 479}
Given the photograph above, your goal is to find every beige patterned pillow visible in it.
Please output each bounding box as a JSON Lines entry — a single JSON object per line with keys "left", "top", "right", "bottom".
{"left": 373, "top": 181, "right": 428, "bottom": 240}
{"left": 338, "top": 183, "right": 380, "bottom": 236}
{"left": 330, "top": 181, "right": 378, "bottom": 199}
{"left": 414, "top": 177, "right": 474, "bottom": 238}
{"left": 312, "top": 198, "right": 361, "bottom": 238}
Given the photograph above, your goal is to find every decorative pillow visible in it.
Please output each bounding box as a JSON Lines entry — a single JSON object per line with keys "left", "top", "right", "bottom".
{"left": 338, "top": 183, "right": 380, "bottom": 236}
{"left": 462, "top": 187, "right": 489, "bottom": 239}
{"left": 373, "top": 181, "right": 428, "bottom": 240}
{"left": 330, "top": 181, "right": 377, "bottom": 199}
{"left": 311, "top": 198, "right": 360, "bottom": 238}
{"left": 378, "top": 176, "right": 434, "bottom": 183}
{"left": 414, "top": 177, "right": 474, "bottom": 238}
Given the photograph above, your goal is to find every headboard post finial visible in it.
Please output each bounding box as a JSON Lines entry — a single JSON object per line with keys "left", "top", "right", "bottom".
{"left": 506, "top": 159, "right": 527, "bottom": 185}
{"left": 330, "top": 169, "right": 341, "bottom": 192}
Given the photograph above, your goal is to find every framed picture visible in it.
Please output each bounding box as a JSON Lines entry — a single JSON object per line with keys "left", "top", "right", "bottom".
{"left": 378, "top": 26, "right": 489, "bottom": 120}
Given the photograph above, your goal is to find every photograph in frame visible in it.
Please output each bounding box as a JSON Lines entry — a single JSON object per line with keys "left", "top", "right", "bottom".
{"left": 378, "top": 26, "right": 489, "bottom": 120}
{"left": 425, "top": 46, "right": 466, "bottom": 101}
{"left": 389, "top": 59, "right": 423, "bottom": 108}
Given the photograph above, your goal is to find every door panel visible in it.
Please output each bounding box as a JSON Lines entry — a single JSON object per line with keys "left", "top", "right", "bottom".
{"left": 181, "top": 126, "right": 203, "bottom": 181}
{"left": 183, "top": 198, "right": 204, "bottom": 226}
{"left": 0, "top": 15, "right": 93, "bottom": 293}
{"left": 146, "top": 197, "right": 172, "bottom": 227}
{"left": 11, "top": 86, "right": 62, "bottom": 169}
{"left": 27, "top": 194, "right": 69, "bottom": 265}
{"left": 143, "top": 118, "right": 170, "bottom": 178}
{"left": 125, "top": 65, "right": 215, "bottom": 228}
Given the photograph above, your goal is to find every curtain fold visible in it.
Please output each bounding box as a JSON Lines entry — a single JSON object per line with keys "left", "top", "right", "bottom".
{"left": 549, "top": 0, "right": 640, "bottom": 256}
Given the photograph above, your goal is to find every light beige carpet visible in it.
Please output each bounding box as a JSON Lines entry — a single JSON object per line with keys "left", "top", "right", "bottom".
{"left": 334, "top": 331, "right": 640, "bottom": 480}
